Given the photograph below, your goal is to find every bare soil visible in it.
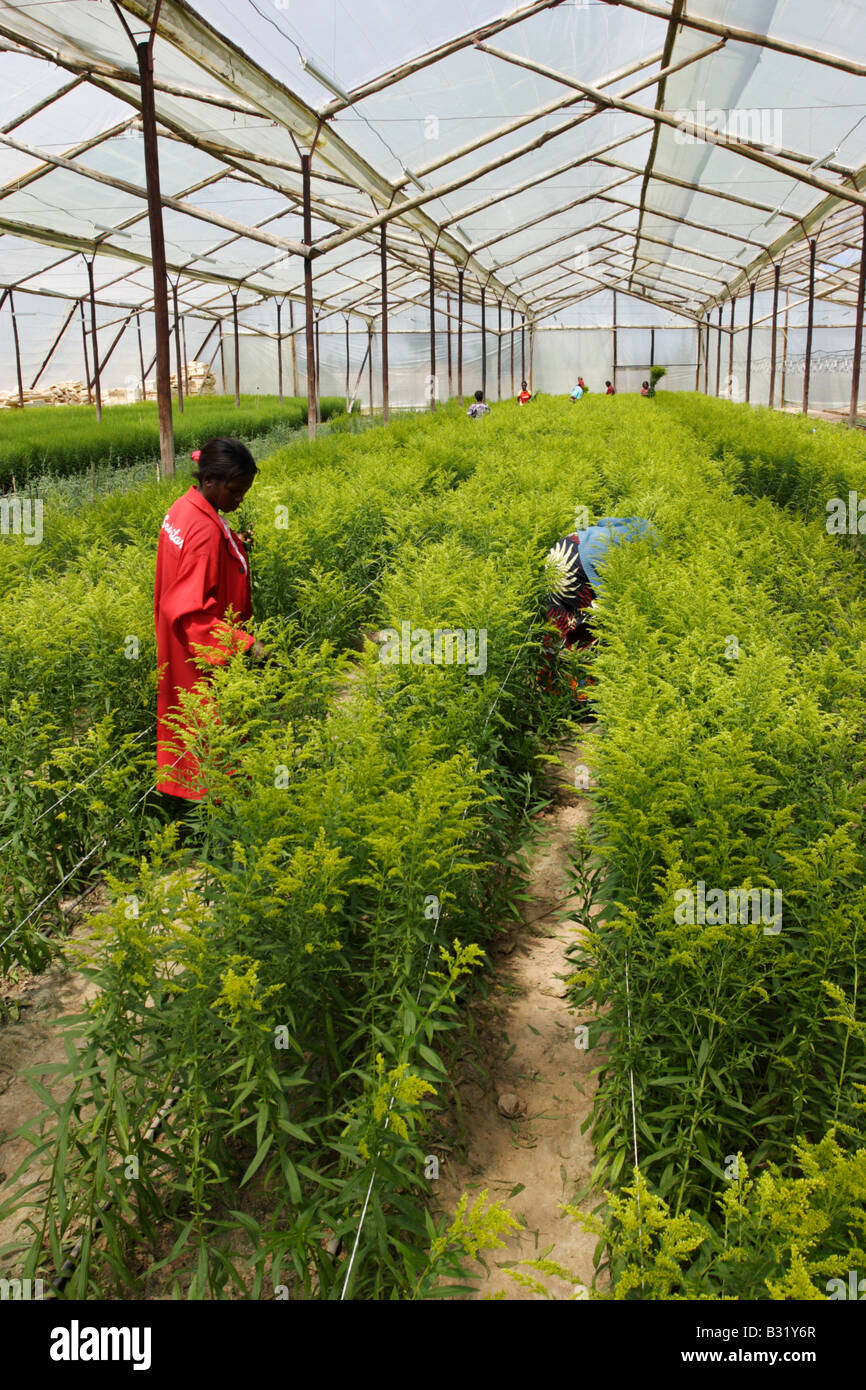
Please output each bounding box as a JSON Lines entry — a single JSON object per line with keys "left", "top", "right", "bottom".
{"left": 434, "top": 732, "right": 605, "bottom": 1300}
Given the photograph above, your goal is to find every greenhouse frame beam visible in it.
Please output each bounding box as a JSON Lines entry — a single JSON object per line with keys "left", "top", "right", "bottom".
{"left": 0, "top": 74, "right": 84, "bottom": 133}
{"left": 597, "top": 155, "right": 799, "bottom": 222}
{"left": 318, "top": 0, "right": 564, "bottom": 116}
{"left": 117, "top": 0, "right": 522, "bottom": 312}
{"left": 412, "top": 46, "right": 667, "bottom": 182}
{"left": 470, "top": 174, "right": 638, "bottom": 254}
{"left": 601, "top": 0, "right": 866, "bottom": 79}
{"left": 0, "top": 132, "right": 312, "bottom": 259}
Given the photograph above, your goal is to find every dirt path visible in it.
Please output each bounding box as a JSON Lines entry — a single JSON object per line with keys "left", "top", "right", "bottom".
{"left": 435, "top": 733, "right": 603, "bottom": 1300}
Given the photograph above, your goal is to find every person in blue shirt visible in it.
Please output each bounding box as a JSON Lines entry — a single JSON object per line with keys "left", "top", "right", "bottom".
{"left": 569, "top": 382, "right": 583, "bottom": 402}
{"left": 541, "top": 517, "right": 658, "bottom": 706}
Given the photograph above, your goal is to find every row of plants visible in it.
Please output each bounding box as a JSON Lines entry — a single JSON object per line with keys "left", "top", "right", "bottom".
{"left": 0, "top": 408, "right": 494, "bottom": 981}
{"left": 0, "top": 395, "right": 354, "bottom": 486}
{"left": 562, "top": 394, "right": 866, "bottom": 1298}
{"left": 657, "top": 390, "right": 866, "bottom": 520}
{"left": 0, "top": 398, "right": 629, "bottom": 1297}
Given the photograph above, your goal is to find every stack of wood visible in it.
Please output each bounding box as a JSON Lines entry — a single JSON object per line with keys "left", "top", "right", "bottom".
{"left": 0, "top": 380, "right": 88, "bottom": 408}
{"left": 0, "top": 359, "right": 216, "bottom": 409}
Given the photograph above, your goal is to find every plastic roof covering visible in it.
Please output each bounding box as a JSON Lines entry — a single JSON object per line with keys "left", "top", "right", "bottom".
{"left": 0, "top": 0, "right": 865, "bottom": 353}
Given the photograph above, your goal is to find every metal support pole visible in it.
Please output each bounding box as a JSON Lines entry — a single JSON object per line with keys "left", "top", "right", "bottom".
{"left": 650, "top": 326, "right": 655, "bottom": 369}
{"left": 521, "top": 314, "right": 526, "bottom": 382}
{"left": 231, "top": 291, "right": 240, "bottom": 408}
{"left": 86, "top": 257, "right": 102, "bottom": 421}
{"left": 367, "top": 323, "right": 373, "bottom": 414}
{"left": 511, "top": 307, "right": 515, "bottom": 395}
{"left": 458, "top": 267, "right": 465, "bottom": 405}
{"left": 136, "top": 309, "right": 146, "bottom": 400}
{"left": 381, "top": 225, "right": 390, "bottom": 423}
{"left": 715, "top": 304, "right": 722, "bottom": 396}
{"left": 745, "top": 282, "right": 755, "bottom": 403}
{"left": 694, "top": 319, "right": 701, "bottom": 392}
{"left": 497, "top": 297, "right": 503, "bottom": 401}
{"left": 769, "top": 263, "right": 781, "bottom": 409}
{"left": 429, "top": 246, "right": 436, "bottom": 412}
{"left": 703, "top": 313, "right": 710, "bottom": 394}
{"left": 276, "top": 298, "right": 283, "bottom": 403}
{"left": 850, "top": 209, "right": 866, "bottom": 427}
{"left": 219, "top": 329, "right": 226, "bottom": 395}
{"left": 181, "top": 315, "right": 189, "bottom": 396}
{"left": 728, "top": 296, "right": 735, "bottom": 393}
{"left": 172, "top": 280, "right": 184, "bottom": 412}
{"left": 137, "top": 37, "right": 174, "bottom": 476}
{"left": 301, "top": 151, "right": 317, "bottom": 439}
{"left": 803, "top": 237, "right": 816, "bottom": 415}
{"left": 8, "top": 290, "right": 24, "bottom": 408}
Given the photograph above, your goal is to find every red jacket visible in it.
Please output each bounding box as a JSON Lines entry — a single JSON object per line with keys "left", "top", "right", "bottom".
{"left": 154, "top": 487, "right": 254, "bottom": 798}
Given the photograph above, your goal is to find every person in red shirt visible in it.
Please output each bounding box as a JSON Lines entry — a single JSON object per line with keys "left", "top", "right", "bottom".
{"left": 605, "top": 380, "right": 616, "bottom": 395}
{"left": 154, "top": 437, "right": 265, "bottom": 803}
{"left": 518, "top": 380, "right": 532, "bottom": 405}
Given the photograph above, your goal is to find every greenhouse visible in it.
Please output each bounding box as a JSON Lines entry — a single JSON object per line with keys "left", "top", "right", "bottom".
{"left": 0, "top": 0, "right": 865, "bottom": 1333}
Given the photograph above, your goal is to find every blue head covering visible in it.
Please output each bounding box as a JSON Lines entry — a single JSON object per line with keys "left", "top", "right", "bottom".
{"left": 575, "top": 517, "right": 658, "bottom": 591}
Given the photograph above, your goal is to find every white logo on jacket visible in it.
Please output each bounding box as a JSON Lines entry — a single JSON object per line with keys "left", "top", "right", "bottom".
{"left": 161, "top": 516, "right": 184, "bottom": 549}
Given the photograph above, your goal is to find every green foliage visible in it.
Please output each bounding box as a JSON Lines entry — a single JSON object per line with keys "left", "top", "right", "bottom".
{"left": 0, "top": 394, "right": 352, "bottom": 485}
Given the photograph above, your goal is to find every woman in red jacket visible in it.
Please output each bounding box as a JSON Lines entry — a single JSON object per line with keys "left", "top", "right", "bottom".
{"left": 154, "top": 437, "right": 264, "bottom": 804}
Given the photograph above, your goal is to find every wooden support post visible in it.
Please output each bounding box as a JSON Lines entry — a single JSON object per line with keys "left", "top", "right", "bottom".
{"left": 181, "top": 315, "right": 189, "bottom": 396}
{"left": 429, "top": 246, "right": 436, "bottom": 412}
{"left": 289, "top": 299, "right": 298, "bottom": 397}
{"left": 172, "top": 280, "right": 184, "bottom": 412}
{"left": 231, "top": 290, "right": 240, "bottom": 408}
{"left": 446, "top": 291, "right": 453, "bottom": 399}
{"left": 769, "top": 263, "right": 781, "bottom": 409}
{"left": 497, "top": 297, "right": 503, "bottom": 400}
{"left": 276, "top": 298, "right": 283, "bottom": 403}
{"left": 781, "top": 291, "right": 789, "bottom": 406}
{"left": 381, "top": 225, "right": 390, "bottom": 422}
{"left": 715, "top": 304, "right": 722, "bottom": 396}
{"left": 136, "top": 309, "right": 146, "bottom": 400}
{"left": 31, "top": 301, "right": 76, "bottom": 390}
{"left": 137, "top": 37, "right": 174, "bottom": 477}
{"left": 86, "top": 257, "right": 102, "bottom": 421}
{"left": 803, "top": 237, "right": 817, "bottom": 415}
{"left": 458, "top": 267, "right": 465, "bottom": 404}
{"left": 301, "top": 151, "right": 317, "bottom": 439}
{"left": 79, "top": 299, "right": 92, "bottom": 405}
{"left": 746, "top": 281, "right": 755, "bottom": 404}
{"left": 315, "top": 314, "right": 321, "bottom": 423}
{"left": 850, "top": 209, "right": 866, "bottom": 427}
{"left": 345, "top": 317, "right": 350, "bottom": 408}
{"left": 8, "top": 290, "right": 24, "bottom": 408}
{"left": 481, "top": 283, "right": 487, "bottom": 399}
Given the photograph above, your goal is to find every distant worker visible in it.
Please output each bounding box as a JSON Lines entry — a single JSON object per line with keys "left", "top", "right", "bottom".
{"left": 605, "top": 380, "right": 616, "bottom": 395}
{"left": 578, "top": 376, "right": 589, "bottom": 394}
{"left": 569, "top": 381, "right": 584, "bottom": 402}
{"left": 518, "top": 380, "right": 532, "bottom": 405}
{"left": 467, "top": 389, "right": 491, "bottom": 419}
{"left": 640, "top": 380, "right": 650, "bottom": 397}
